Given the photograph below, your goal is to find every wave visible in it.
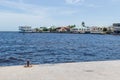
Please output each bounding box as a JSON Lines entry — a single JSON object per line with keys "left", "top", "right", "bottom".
{"left": 0, "top": 56, "right": 24, "bottom": 63}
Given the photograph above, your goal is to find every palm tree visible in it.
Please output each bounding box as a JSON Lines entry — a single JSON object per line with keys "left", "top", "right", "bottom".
{"left": 82, "top": 21, "right": 85, "bottom": 27}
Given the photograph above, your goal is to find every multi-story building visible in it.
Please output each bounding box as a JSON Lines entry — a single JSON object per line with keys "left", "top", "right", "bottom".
{"left": 79, "top": 26, "right": 90, "bottom": 33}
{"left": 70, "top": 28, "right": 79, "bottom": 33}
{"left": 70, "top": 26, "right": 90, "bottom": 33}
{"left": 56, "top": 27, "right": 70, "bottom": 32}
{"left": 112, "top": 23, "right": 120, "bottom": 34}
{"left": 19, "top": 26, "right": 32, "bottom": 32}
{"left": 90, "top": 26, "right": 104, "bottom": 34}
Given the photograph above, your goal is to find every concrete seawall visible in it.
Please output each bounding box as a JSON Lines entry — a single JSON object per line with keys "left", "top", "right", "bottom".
{"left": 0, "top": 60, "right": 120, "bottom": 80}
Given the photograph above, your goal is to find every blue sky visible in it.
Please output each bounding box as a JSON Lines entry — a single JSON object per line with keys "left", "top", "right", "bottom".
{"left": 0, "top": 0, "right": 120, "bottom": 31}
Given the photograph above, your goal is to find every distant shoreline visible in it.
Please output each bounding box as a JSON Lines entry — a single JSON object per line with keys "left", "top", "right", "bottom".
{"left": 0, "top": 31, "right": 120, "bottom": 35}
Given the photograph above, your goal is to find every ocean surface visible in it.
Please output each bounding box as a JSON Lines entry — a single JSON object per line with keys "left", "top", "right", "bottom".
{"left": 0, "top": 32, "right": 120, "bottom": 66}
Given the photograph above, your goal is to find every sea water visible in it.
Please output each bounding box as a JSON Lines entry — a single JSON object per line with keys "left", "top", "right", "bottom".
{"left": 0, "top": 32, "right": 120, "bottom": 66}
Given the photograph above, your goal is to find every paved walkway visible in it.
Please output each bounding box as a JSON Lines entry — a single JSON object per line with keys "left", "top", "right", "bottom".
{"left": 0, "top": 60, "right": 120, "bottom": 80}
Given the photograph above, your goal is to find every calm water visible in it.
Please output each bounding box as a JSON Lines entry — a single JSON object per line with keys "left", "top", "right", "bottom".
{"left": 0, "top": 32, "right": 120, "bottom": 66}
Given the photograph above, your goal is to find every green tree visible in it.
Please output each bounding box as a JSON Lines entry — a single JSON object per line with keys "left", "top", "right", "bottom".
{"left": 49, "top": 26, "right": 56, "bottom": 32}
{"left": 43, "top": 27, "right": 48, "bottom": 31}
{"left": 103, "top": 27, "right": 107, "bottom": 32}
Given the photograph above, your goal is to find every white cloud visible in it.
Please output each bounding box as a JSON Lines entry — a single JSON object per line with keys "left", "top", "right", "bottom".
{"left": 0, "top": 0, "right": 78, "bottom": 16}
{"left": 0, "top": 12, "right": 52, "bottom": 31}
{"left": 0, "top": 0, "right": 52, "bottom": 31}
{"left": 65, "top": 0, "right": 84, "bottom": 5}
{"left": 0, "top": 0, "right": 45, "bottom": 15}
{"left": 0, "top": 0, "right": 79, "bottom": 31}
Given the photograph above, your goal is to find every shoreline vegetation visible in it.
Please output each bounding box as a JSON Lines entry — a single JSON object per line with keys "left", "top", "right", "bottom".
{"left": 1, "top": 60, "right": 120, "bottom": 80}
{"left": 19, "top": 23, "right": 120, "bottom": 35}
{"left": 19, "top": 27, "right": 113, "bottom": 35}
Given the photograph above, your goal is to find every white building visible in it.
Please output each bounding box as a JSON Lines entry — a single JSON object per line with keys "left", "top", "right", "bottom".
{"left": 90, "top": 26, "right": 104, "bottom": 34}
{"left": 112, "top": 23, "right": 120, "bottom": 34}
{"left": 71, "top": 26, "right": 90, "bottom": 33}
{"left": 19, "top": 26, "right": 32, "bottom": 32}
{"left": 79, "top": 26, "right": 90, "bottom": 33}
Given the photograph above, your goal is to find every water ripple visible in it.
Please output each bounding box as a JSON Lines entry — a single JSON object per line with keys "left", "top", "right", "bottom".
{"left": 0, "top": 33, "right": 120, "bottom": 66}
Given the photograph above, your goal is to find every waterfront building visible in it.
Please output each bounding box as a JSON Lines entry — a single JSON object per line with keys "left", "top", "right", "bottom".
{"left": 106, "top": 26, "right": 114, "bottom": 34}
{"left": 70, "top": 28, "right": 79, "bottom": 33}
{"left": 32, "top": 28, "right": 38, "bottom": 32}
{"left": 112, "top": 23, "right": 120, "bottom": 34}
{"left": 19, "top": 26, "right": 32, "bottom": 32}
{"left": 56, "top": 27, "right": 70, "bottom": 32}
{"left": 90, "top": 26, "right": 104, "bottom": 34}
{"left": 79, "top": 26, "right": 90, "bottom": 33}
{"left": 70, "top": 26, "right": 90, "bottom": 33}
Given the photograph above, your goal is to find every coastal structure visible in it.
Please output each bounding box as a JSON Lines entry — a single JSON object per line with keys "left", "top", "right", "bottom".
{"left": 79, "top": 26, "right": 90, "bottom": 33}
{"left": 18, "top": 23, "right": 115, "bottom": 34}
{"left": 70, "top": 26, "right": 90, "bottom": 33}
{"left": 56, "top": 27, "right": 70, "bottom": 32}
{"left": 90, "top": 26, "right": 104, "bottom": 34}
{"left": 112, "top": 23, "right": 120, "bottom": 34}
{"left": 1, "top": 60, "right": 120, "bottom": 80}
{"left": 19, "top": 26, "right": 32, "bottom": 32}
{"left": 70, "top": 28, "right": 79, "bottom": 33}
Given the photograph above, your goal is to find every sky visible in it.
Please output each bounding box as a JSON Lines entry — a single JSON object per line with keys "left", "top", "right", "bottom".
{"left": 0, "top": 0, "right": 120, "bottom": 31}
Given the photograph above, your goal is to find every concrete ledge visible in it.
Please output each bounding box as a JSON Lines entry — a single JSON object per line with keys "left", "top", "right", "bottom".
{"left": 0, "top": 60, "right": 120, "bottom": 80}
